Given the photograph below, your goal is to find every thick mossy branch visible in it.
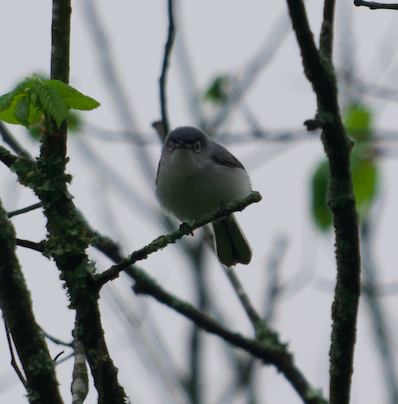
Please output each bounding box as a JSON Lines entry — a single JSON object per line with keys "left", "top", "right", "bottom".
{"left": 96, "top": 191, "right": 262, "bottom": 288}
{"left": 286, "top": 2, "right": 361, "bottom": 404}
{"left": 17, "top": 1, "right": 128, "bottom": 402}
{"left": 0, "top": 199, "right": 63, "bottom": 404}
{"left": 3, "top": 146, "right": 127, "bottom": 403}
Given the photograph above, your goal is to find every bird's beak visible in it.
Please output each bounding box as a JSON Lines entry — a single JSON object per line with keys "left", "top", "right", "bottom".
{"left": 175, "top": 141, "right": 189, "bottom": 149}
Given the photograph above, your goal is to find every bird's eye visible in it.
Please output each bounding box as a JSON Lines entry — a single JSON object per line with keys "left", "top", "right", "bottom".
{"left": 168, "top": 141, "right": 175, "bottom": 151}
{"left": 195, "top": 141, "right": 201, "bottom": 152}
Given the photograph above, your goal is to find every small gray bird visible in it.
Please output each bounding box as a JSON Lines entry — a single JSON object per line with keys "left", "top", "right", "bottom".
{"left": 156, "top": 126, "right": 252, "bottom": 267}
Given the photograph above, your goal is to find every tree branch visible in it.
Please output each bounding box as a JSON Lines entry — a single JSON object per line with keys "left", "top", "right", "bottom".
{"left": 16, "top": 2, "right": 129, "bottom": 402}
{"left": 95, "top": 191, "right": 262, "bottom": 288}
{"left": 121, "top": 264, "right": 328, "bottom": 404}
{"left": 354, "top": 0, "right": 398, "bottom": 10}
{"left": 320, "top": 0, "right": 336, "bottom": 59}
{"left": 8, "top": 203, "right": 43, "bottom": 218}
{"left": 159, "top": 0, "right": 176, "bottom": 136}
{"left": 0, "top": 199, "right": 63, "bottom": 404}
{"left": 222, "top": 265, "right": 262, "bottom": 330}
{"left": 0, "top": 144, "right": 18, "bottom": 168}
{"left": 286, "top": 2, "right": 361, "bottom": 404}
{"left": 83, "top": 199, "right": 328, "bottom": 404}
{"left": 4, "top": 322, "right": 27, "bottom": 387}
{"left": 0, "top": 121, "right": 33, "bottom": 160}
{"left": 16, "top": 239, "right": 45, "bottom": 253}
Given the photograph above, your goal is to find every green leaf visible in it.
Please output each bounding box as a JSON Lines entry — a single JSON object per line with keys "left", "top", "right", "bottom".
{"left": 32, "top": 83, "right": 69, "bottom": 127}
{"left": 0, "top": 92, "right": 14, "bottom": 112}
{"left": 44, "top": 80, "right": 100, "bottom": 111}
{"left": 344, "top": 103, "right": 373, "bottom": 143}
{"left": 0, "top": 93, "right": 42, "bottom": 125}
{"left": 15, "top": 78, "right": 37, "bottom": 93}
{"left": 311, "top": 145, "right": 379, "bottom": 231}
{"left": 351, "top": 145, "right": 378, "bottom": 218}
{"left": 204, "top": 75, "right": 231, "bottom": 104}
{"left": 14, "top": 94, "right": 30, "bottom": 126}
{"left": 311, "top": 160, "right": 332, "bottom": 231}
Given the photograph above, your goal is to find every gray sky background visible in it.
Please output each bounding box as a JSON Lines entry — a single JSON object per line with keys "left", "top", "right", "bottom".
{"left": 1, "top": 1, "right": 398, "bottom": 403}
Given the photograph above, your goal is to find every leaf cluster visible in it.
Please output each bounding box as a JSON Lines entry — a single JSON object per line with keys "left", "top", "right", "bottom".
{"left": 0, "top": 76, "right": 100, "bottom": 131}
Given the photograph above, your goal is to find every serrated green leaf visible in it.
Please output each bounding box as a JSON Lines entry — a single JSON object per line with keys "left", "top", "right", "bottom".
{"left": 0, "top": 92, "right": 14, "bottom": 112}
{"left": 44, "top": 80, "right": 100, "bottom": 111}
{"left": 0, "top": 78, "right": 42, "bottom": 116}
{"left": 14, "top": 94, "right": 30, "bottom": 126}
{"left": 14, "top": 78, "right": 37, "bottom": 93}
{"left": 34, "top": 84, "right": 69, "bottom": 127}
{"left": 311, "top": 160, "right": 332, "bottom": 231}
{"left": 0, "top": 93, "right": 42, "bottom": 125}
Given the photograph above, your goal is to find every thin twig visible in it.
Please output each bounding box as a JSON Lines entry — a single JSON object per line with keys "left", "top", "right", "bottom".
{"left": 96, "top": 191, "right": 262, "bottom": 288}
{"left": 41, "top": 329, "right": 73, "bottom": 347}
{"left": 264, "top": 235, "right": 288, "bottom": 323}
{"left": 16, "top": 239, "right": 45, "bottom": 253}
{"left": 207, "top": 10, "right": 291, "bottom": 132}
{"left": 53, "top": 351, "right": 65, "bottom": 362}
{"left": 159, "top": 0, "right": 176, "bottom": 137}
{"left": 4, "top": 322, "right": 27, "bottom": 387}
{"left": 0, "top": 121, "right": 33, "bottom": 160}
{"left": 222, "top": 266, "right": 262, "bottom": 328}
{"left": 361, "top": 220, "right": 398, "bottom": 402}
{"left": 7, "top": 202, "right": 43, "bottom": 218}
{"left": 188, "top": 240, "right": 207, "bottom": 404}
{"left": 354, "top": 0, "right": 398, "bottom": 10}
{"left": 82, "top": 0, "right": 155, "bottom": 183}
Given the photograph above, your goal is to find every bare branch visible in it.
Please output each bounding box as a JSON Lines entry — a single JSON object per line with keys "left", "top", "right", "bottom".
{"left": 123, "top": 264, "right": 328, "bottom": 404}
{"left": 7, "top": 203, "right": 42, "bottom": 218}
{"left": 41, "top": 329, "right": 73, "bottom": 348}
{"left": 159, "top": 0, "right": 176, "bottom": 136}
{"left": 222, "top": 265, "right": 262, "bottom": 329}
{"left": 354, "top": 0, "right": 398, "bottom": 10}
{"left": 0, "top": 121, "right": 33, "bottom": 160}
{"left": 361, "top": 220, "right": 398, "bottom": 402}
{"left": 16, "top": 239, "right": 45, "bottom": 253}
{"left": 4, "top": 322, "right": 27, "bottom": 388}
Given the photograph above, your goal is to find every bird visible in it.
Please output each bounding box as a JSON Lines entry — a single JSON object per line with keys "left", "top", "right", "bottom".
{"left": 156, "top": 126, "right": 252, "bottom": 267}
